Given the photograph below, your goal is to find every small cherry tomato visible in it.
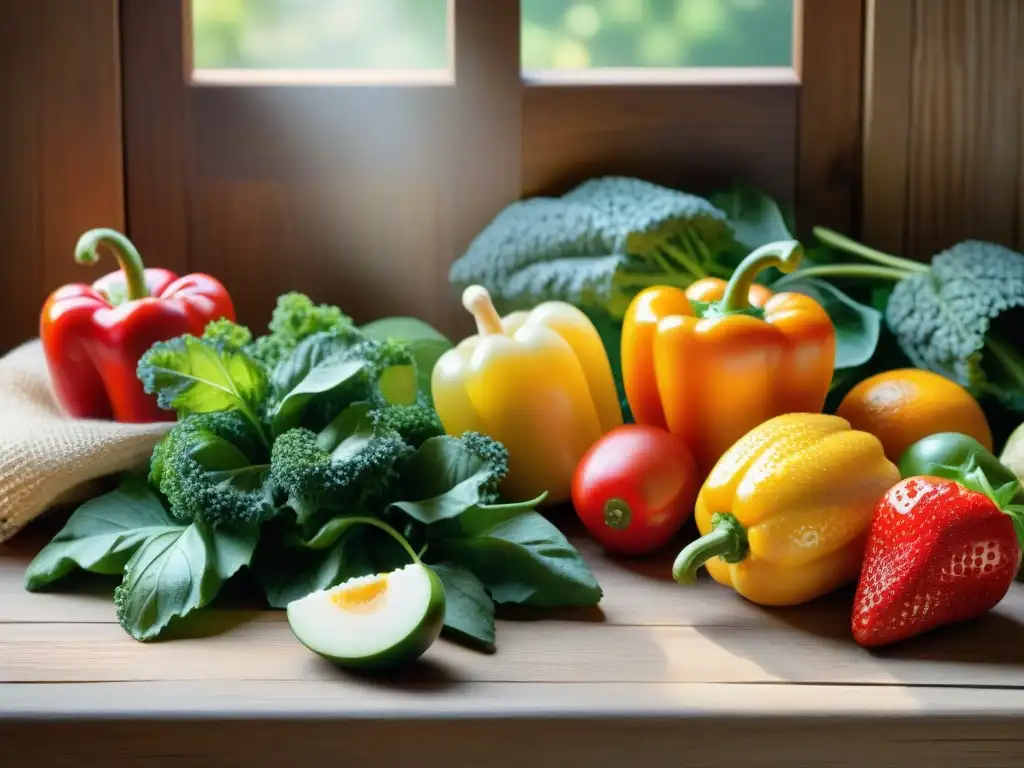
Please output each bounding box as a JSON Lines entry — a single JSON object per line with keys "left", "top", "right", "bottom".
{"left": 572, "top": 423, "right": 699, "bottom": 556}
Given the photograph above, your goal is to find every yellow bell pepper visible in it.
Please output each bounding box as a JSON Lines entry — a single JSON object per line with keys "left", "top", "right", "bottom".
{"left": 431, "top": 285, "right": 623, "bottom": 505}
{"left": 671, "top": 413, "right": 900, "bottom": 606}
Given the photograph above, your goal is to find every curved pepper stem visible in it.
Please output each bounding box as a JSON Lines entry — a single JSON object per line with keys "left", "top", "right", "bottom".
{"left": 720, "top": 239, "right": 804, "bottom": 312}
{"left": 462, "top": 285, "right": 505, "bottom": 336}
{"left": 74, "top": 228, "right": 150, "bottom": 302}
{"left": 672, "top": 512, "right": 749, "bottom": 584}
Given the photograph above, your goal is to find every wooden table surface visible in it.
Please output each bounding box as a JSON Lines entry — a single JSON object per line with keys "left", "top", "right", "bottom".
{"left": 2, "top": 514, "right": 1024, "bottom": 767}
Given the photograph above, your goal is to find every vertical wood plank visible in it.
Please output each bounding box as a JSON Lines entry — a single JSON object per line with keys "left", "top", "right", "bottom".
{"left": 905, "top": 0, "right": 1023, "bottom": 258}
{"left": 796, "top": 0, "right": 865, "bottom": 237}
{"left": 447, "top": 0, "right": 522, "bottom": 334}
{"left": 0, "top": 0, "right": 43, "bottom": 351}
{"left": 121, "top": 0, "right": 190, "bottom": 276}
{"left": 861, "top": 0, "right": 914, "bottom": 254}
{"left": 40, "top": 0, "right": 125, "bottom": 293}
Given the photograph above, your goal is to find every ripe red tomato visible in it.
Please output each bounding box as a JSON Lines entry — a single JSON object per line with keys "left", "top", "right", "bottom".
{"left": 571, "top": 424, "right": 699, "bottom": 556}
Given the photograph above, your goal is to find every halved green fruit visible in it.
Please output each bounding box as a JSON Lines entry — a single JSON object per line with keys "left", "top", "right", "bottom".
{"left": 286, "top": 562, "right": 446, "bottom": 671}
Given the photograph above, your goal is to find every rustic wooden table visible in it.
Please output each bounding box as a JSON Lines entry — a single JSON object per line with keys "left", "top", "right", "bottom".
{"left": 2, "top": 514, "right": 1024, "bottom": 767}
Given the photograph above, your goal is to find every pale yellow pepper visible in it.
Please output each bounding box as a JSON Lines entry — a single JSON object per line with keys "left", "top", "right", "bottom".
{"left": 431, "top": 285, "right": 623, "bottom": 504}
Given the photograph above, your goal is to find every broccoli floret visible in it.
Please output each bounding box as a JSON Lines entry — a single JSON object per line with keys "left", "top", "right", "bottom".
{"left": 299, "top": 338, "right": 418, "bottom": 429}
{"left": 201, "top": 318, "right": 253, "bottom": 353}
{"left": 249, "top": 292, "right": 363, "bottom": 369}
{"left": 270, "top": 425, "right": 412, "bottom": 524}
{"left": 370, "top": 400, "right": 444, "bottom": 449}
{"left": 151, "top": 411, "right": 277, "bottom": 528}
{"left": 448, "top": 176, "right": 736, "bottom": 319}
{"left": 451, "top": 431, "right": 509, "bottom": 504}
{"left": 885, "top": 240, "right": 1024, "bottom": 410}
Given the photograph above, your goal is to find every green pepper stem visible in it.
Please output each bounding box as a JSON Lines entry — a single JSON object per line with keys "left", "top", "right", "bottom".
{"left": 720, "top": 240, "right": 803, "bottom": 312}
{"left": 672, "top": 513, "right": 749, "bottom": 584}
{"left": 74, "top": 228, "right": 150, "bottom": 302}
{"left": 812, "top": 227, "right": 930, "bottom": 274}
{"left": 344, "top": 516, "right": 422, "bottom": 565}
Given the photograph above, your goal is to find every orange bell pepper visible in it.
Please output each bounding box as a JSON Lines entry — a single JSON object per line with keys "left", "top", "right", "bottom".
{"left": 621, "top": 240, "right": 836, "bottom": 475}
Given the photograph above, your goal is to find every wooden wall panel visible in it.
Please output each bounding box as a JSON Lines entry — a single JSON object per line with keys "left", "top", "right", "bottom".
{"left": 522, "top": 84, "right": 799, "bottom": 204}
{"left": 905, "top": 0, "right": 1023, "bottom": 257}
{"left": 797, "top": 0, "right": 866, "bottom": 237}
{"left": 0, "top": 1, "right": 44, "bottom": 351}
{"left": 863, "top": 0, "right": 1024, "bottom": 259}
{"left": 190, "top": 181, "right": 448, "bottom": 331}
{"left": 0, "top": 0, "right": 124, "bottom": 352}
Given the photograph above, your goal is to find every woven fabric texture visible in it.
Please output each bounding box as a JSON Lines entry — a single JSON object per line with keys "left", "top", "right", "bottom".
{"left": 0, "top": 340, "right": 170, "bottom": 542}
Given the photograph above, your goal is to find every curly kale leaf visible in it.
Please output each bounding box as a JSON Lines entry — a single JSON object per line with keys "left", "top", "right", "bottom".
{"left": 270, "top": 403, "right": 412, "bottom": 525}
{"left": 885, "top": 240, "right": 1024, "bottom": 410}
{"left": 247, "top": 291, "right": 364, "bottom": 370}
{"left": 389, "top": 432, "right": 526, "bottom": 525}
{"left": 448, "top": 176, "right": 736, "bottom": 319}
{"left": 151, "top": 411, "right": 278, "bottom": 529}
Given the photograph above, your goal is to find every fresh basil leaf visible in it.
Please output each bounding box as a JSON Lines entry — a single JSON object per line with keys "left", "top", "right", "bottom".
{"left": 24, "top": 476, "right": 182, "bottom": 591}
{"left": 360, "top": 317, "right": 453, "bottom": 400}
{"left": 254, "top": 528, "right": 375, "bottom": 608}
{"left": 209, "top": 522, "right": 261, "bottom": 581}
{"left": 317, "top": 401, "right": 377, "bottom": 460}
{"left": 388, "top": 436, "right": 502, "bottom": 525}
{"left": 429, "top": 562, "right": 495, "bottom": 651}
{"left": 137, "top": 334, "right": 267, "bottom": 418}
{"left": 271, "top": 358, "right": 366, "bottom": 434}
{"left": 270, "top": 331, "right": 354, "bottom": 397}
{"left": 777, "top": 276, "right": 882, "bottom": 369}
{"left": 431, "top": 511, "right": 602, "bottom": 608}
{"left": 297, "top": 515, "right": 363, "bottom": 550}
{"left": 709, "top": 186, "right": 793, "bottom": 252}
{"left": 432, "top": 496, "right": 549, "bottom": 538}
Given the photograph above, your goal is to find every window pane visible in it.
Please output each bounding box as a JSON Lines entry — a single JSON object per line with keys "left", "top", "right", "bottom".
{"left": 521, "top": 0, "right": 793, "bottom": 70}
{"left": 191, "top": 0, "right": 449, "bottom": 70}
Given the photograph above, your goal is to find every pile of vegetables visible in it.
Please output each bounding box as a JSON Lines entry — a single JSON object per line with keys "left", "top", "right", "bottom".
{"left": 25, "top": 293, "right": 603, "bottom": 651}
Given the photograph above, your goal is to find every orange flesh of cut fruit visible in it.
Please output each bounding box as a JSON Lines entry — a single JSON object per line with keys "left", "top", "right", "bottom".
{"left": 330, "top": 575, "right": 389, "bottom": 613}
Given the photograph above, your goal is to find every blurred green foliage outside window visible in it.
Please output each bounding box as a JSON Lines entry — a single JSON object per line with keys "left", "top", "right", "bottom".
{"left": 192, "top": 0, "right": 793, "bottom": 72}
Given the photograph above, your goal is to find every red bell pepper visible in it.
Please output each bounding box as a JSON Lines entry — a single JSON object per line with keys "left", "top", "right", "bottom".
{"left": 40, "top": 228, "right": 235, "bottom": 423}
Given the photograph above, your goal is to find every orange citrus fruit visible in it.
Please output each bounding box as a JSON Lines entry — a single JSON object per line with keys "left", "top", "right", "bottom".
{"left": 835, "top": 368, "right": 993, "bottom": 463}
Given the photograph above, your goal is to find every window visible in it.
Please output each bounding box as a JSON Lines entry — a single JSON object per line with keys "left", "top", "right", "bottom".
{"left": 120, "top": 0, "right": 863, "bottom": 338}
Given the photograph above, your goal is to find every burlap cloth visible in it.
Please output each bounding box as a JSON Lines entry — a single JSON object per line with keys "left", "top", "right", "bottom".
{"left": 0, "top": 340, "right": 171, "bottom": 543}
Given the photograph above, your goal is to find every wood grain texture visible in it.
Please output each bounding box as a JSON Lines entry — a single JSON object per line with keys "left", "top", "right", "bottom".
{"left": 39, "top": 0, "right": 125, "bottom": 292}
{"left": 4, "top": 519, "right": 1024, "bottom": 766}
{"left": 796, "top": 0, "right": 865, "bottom": 237}
{"left": 2, "top": 711, "right": 1023, "bottom": 768}
{"left": 905, "top": 0, "right": 1023, "bottom": 257}
{"left": 120, "top": 0, "right": 190, "bottom": 276}
{"left": 0, "top": 0, "right": 124, "bottom": 352}
{"left": 522, "top": 84, "right": 799, "bottom": 205}
{"left": 0, "top": 0, "right": 43, "bottom": 352}
{"left": 861, "top": 0, "right": 914, "bottom": 254}
{"left": 863, "top": 0, "right": 1024, "bottom": 258}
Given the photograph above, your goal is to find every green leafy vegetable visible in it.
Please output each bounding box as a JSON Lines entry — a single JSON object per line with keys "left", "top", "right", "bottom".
{"left": 24, "top": 476, "right": 181, "bottom": 590}
{"left": 389, "top": 434, "right": 511, "bottom": 524}
{"left": 449, "top": 176, "right": 739, "bottom": 320}
{"left": 27, "top": 290, "right": 601, "bottom": 651}
{"left": 114, "top": 519, "right": 259, "bottom": 641}
{"left": 137, "top": 334, "right": 267, "bottom": 430}
{"left": 361, "top": 316, "right": 453, "bottom": 401}
{"left": 802, "top": 227, "right": 1024, "bottom": 414}
{"left": 430, "top": 506, "right": 603, "bottom": 608}
{"left": 150, "top": 412, "right": 277, "bottom": 528}
{"left": 429, "top": 562, "right": 495, "bottom": 651}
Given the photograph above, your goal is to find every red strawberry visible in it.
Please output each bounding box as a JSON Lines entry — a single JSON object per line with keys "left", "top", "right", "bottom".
{"left": 852, "top": 467, "right": 1024, "bottom": 647}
